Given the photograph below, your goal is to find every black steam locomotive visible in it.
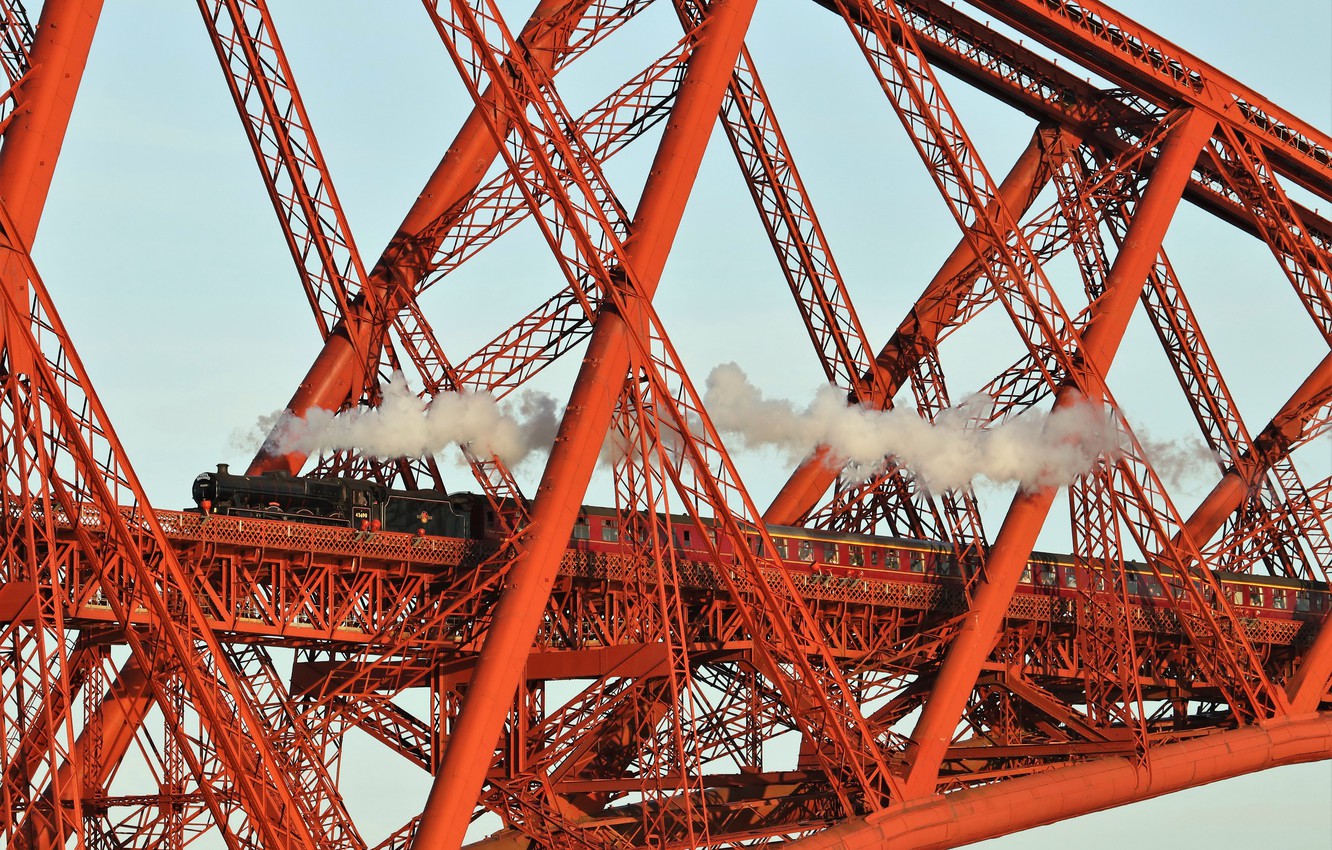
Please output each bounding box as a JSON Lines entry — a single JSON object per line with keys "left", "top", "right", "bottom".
{"left": 192, "top": 464, "right": 471, "bottom": 538}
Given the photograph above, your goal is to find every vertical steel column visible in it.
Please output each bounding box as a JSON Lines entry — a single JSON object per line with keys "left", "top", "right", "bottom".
{"left": 764, "top": 128, "right": 1054, "bottom": 525}
{"left": 247, "top": 0, "right": 592, "bottom": 476}
{"left": 410, "top": 2, "right": 758, "bottom": 846}
{"left": 901, "top": 108, "right": 1215, "bottom": 798}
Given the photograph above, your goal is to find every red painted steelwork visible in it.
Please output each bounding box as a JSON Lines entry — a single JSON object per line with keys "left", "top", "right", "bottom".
{"left": 4, "top": 1, "right": 1332, "bottom": 847}
{"left": 764, "top": 127, "right": 1057, "bottom": 526}
{"left": 246, "top": 0, "right": 597, "bottom": 478}
{"left": 0, "top": 0, "right": 100, "bottom": 377}
{"left": 789, "top": 713, "right": 1332, "bottom": 850}
{"left": 0, "top": 0, "right": 100, "bottom": 245}
{"left": 413, "top": 2, "right": 761, "bottom": 846}
{"left": 903, "top": 107, "right": 1220, "bottom": 797}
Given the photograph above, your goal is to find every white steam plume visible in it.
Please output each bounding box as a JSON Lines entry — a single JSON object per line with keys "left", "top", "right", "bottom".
{"left": 703, "top": 363, "right": 1124, "bottom": 493}
{"left": 248, "top": 374, "right": 560, "bottom": 467}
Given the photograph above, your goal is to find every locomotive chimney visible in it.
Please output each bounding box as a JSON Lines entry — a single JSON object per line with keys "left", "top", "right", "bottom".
{"left": 217, "top": 463, "right": 230, "bottom": 476}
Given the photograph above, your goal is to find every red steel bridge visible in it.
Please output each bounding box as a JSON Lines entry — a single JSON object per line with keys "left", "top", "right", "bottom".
{"left": 1, "top": 0, "right": 1331, "bottom": 847}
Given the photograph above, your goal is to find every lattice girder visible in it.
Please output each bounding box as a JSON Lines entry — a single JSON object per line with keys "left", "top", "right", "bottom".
{"left": 3, "top": 1, "right": 1332, "bottom": 848}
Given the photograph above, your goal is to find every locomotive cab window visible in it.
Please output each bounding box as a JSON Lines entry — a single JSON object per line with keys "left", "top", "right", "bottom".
{"left": 601, "top": 520, "right": 619, "bottom": 543}
{"left": 573, "top": 517, "right": 590, "bottom": 540}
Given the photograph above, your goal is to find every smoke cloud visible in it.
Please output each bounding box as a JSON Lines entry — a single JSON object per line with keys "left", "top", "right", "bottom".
{"left": 234, "top": 365, "right": 1136, "bottom": 495}
{"left": 702, "top": 363, "right": 1124, "bottom": 493}
{"left": 250, "top": 375, "right": 560, "bottom": 467}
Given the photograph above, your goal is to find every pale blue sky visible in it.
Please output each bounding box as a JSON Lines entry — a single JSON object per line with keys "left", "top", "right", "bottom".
{"left": 25, "top": 0, "right": 1332, "bottom": 846}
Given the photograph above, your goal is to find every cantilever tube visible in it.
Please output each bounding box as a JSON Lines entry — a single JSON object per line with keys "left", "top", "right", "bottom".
{"left": 19, "top": 659, "right": 151, "bottom": 850}
{"left": 1184, "top": 351, "right": 1332, "bottom": 548}
{"left": 410, "top": 2, "right": 759, "bottom": 847}
{"left": 0, "top": 0, "right": 102, "bottom": 245}
{"left": 764, "top": 128, "right": 1056, "bottom": 525}
{"left": 901, "top": 108, "right": 1216, "bottom": 798}
{"left": 0, "top": 0, "right": 103, "bottom": 373}
{"left": 787, "top": 713, "right": 1332, "bottom": 850}
{"left": 247, "top": 0, "right": 594, "bottom": 477}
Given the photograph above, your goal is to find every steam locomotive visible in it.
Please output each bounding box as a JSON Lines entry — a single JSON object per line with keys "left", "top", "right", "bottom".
{"left": 192, "top": 464, "right": 471, "bottom": 538}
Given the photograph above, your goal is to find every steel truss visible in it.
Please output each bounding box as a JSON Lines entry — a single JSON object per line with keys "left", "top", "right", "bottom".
{"left": 0, "top": 0, "right": 1330, "bottom": 848}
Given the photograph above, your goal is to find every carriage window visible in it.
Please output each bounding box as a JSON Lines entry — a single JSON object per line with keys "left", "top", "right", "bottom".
{"left": 822, "top": 542, "right": 839, "bottom": 564}
{"left": 869, "top": 549, "right": 880, "bottom": 567}
{"left": 1296, "top": 590, "right": 1312, "bottom": 612}
{"left": 601, "top": 520, "right": 619, "bottom": 543}
{"left": 1232, "top": 587, "right": 1245, "bottom": 606}
{"left": 1038, "top": 564, "right": 1056, "bottom": 587}
{"left": 1064, "top": 569, "right": 1078, "bottom": 588}
{"left": 1248, "top": 586, "right": 1263, "bottom": 607}
{"left": 909, "top": 552, "right": 925, "bottom": 573}
{"left": 1272, "top": 588, "right": 1287, "bottom": 610}
{"left": 937, "top": 557, "right": 954, "bottom": 576}
{"left": 848, "top": 545, "right": 864, "bottom": 567}
{"left": 1020, "top": 564, "right": 1033, "bottom": 584}
{"left": 573, "top": 517, "right": 590, "bottom": 540}
{"left": 798, "top": 540, "right": 814, "bottom": 562}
